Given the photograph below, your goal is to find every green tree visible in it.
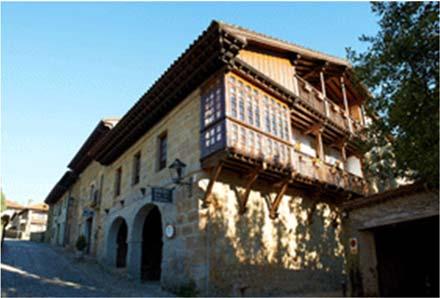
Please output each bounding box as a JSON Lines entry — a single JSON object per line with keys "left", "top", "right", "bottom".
{"left": 1, "top": 191, "right": 6, "bottom": 212}
{"left": 348, "top": 2, "right": 439, "bottom": 187}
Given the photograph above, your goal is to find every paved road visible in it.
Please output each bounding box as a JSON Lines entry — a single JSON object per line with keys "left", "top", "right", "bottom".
{"left": 1, "top": 239, "right": 171, "bottom": 297}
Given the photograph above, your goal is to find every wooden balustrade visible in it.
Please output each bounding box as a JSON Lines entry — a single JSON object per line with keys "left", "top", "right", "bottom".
{"left": 293, "top": 150, "right": 364, "bottom": 193}
{"left": 296, "top": 76, "right": 364, "bottom": 135}
{"left": 222, "top": 119, "right": 365, "bottom": 194}
{"left": 297, "top": 78, "right": 326, "bottom": 115}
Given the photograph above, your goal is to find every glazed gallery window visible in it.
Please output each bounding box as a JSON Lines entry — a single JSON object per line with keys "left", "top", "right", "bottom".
{"left": 114, "top": 167, "right": 122, "bottom": 197}
{"left": 158, "top": 133, "right": 167, "bottom": 170}
{"left": 202, "top": 78, "right": 223, "bottom": 128}
{"left": 226, "top": 75, "right": 290, "bottom": 142}
{"left": 201, "top": 78, "right": 226, "bottom": 157}
{"left": 132, "top": 151, "right": 141, "bottom": 185}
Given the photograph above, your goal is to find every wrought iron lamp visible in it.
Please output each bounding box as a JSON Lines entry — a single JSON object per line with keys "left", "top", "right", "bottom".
{"left": 168, "top": 158, "right": 193, "bottom": 197}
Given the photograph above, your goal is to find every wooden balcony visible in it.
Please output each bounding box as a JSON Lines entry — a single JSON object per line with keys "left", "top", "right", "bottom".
{"left": 294, "top": 150, "right": 365, "bottom": 194}
{"left": 201, "top": 119, "right": 366, "bottom": 196}
{"left": 295, "top": 76, "right": 363, "bottom": 135}
{"left": 200, "top": 72, "right": 367, "bottom": 201}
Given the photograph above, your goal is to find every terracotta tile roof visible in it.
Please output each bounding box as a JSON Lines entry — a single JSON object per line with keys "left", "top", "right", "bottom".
{"left": 343, "top": 182, "right": 434, "bottom": 210}
{"left": 44, "top": 171, "right": 77, "bottom": 204}
{"left": 67, "top": 118, "right": 120, "bottom": 173}
{"left": 28, "top": 203, "right": 49, "bottom": 212}
{"left": 217, "top": 20, "right": 350, "bottom": 67}
{"left": 5, "top": 200, "right": 25, "bottom": 210}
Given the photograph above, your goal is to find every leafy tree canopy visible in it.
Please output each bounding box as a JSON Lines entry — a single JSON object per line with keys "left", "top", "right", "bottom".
{"left": 1, "top": 191, "right": 6, "bottom": 212}
{"left": 348, "top": 2, "right": 439, "bottom": 187}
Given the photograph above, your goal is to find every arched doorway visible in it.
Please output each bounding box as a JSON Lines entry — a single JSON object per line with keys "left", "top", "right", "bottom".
{"left": 106, "top": 217, "right": 128, "bottom": 268}
{"left": 116, "top": 221, "right": 128, "bottom": 268}
{"left": 141, "top": 205, "right": 163, "bottom": 281}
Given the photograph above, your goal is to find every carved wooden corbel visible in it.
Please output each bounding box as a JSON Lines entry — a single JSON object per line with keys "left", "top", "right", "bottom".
{"left": 268, "top": 178, "right": 290, "bottom": 219}
{"left": 202, "top": 161, "right": 223, "bottom": 208}
{"left": 238, "top": 168, "right": 260, "bottom": 215}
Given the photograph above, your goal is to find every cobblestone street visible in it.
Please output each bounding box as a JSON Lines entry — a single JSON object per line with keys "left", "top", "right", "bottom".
{"left": 1, "top": 239, "right": 172, "bottom": 297}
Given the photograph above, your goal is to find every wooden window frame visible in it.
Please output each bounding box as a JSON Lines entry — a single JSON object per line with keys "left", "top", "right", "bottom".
{"left": 114, "top": 167, "right": 122, "bottom": 197}
{"left": 132, "top": 151, "right": 141, "bottom": 185}
{"left": 157, "top": 132, "right": 168, "bottom": 171}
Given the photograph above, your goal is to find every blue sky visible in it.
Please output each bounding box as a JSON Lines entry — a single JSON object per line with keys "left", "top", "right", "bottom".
{"left": 1, "top": 2, "right": 379, "bottom": 205}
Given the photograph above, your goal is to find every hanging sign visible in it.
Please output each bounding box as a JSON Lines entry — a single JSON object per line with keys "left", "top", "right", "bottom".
{"left": 152, "top": 187, "right": 173, "bottom": 203}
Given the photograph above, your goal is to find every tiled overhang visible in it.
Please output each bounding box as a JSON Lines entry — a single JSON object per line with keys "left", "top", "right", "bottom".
{"left": 44, "top": 171, "right": 78, "bottom": 204}
{"left": 91, "top": 21, "right": 247, "bottom": 165}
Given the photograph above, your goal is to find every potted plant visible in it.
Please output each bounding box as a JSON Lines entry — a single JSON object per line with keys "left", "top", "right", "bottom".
{"left": 75, "top": 235, "right": 87, "bottom": 260}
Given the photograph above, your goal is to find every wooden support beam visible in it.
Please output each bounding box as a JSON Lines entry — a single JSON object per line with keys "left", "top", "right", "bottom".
{"left": 320, "top": 71, "right": 327, "bottom": 98}
{"left": 360, "top": 105, "right": 367, "bottom": 126}
{"left": 202, "top": 161, "right": 223, "bottom": 208}
{"left": 332, "top": 136, "right": 347, "bottom": 149}
{"left": 303, "top": 62, "right": 329, "bottom": 80}
{"left": 340, "top": 76, "right": 349, "bottom": 115}
{"left": 340, "top": 76, "right": 353, "bottom": 134}
{"left": 316, "top": 130, "right": 325, "bottom": 161}
{"left": 341, "top": 144, "right": 347, "bottom": 162}
{"left": 289, "top": 53, "right": 302, "bottom": 65}
{"left": 269, "top": 178, "right": 290, "bottom": 219}
{"left": 238, "top": 168, "right": 260, "bottom": 214}
{"left": 304, "top": 122, "right": 323, "bottom": 136}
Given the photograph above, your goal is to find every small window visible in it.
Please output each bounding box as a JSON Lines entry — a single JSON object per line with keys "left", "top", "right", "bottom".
{"left": 158, "top": 132, "right": 167, "bottom": 171}
{"left": 89, "top": 184, "right": 95, "bottom": 201}
{"left": 114, "top": 167, "right": 122, "bottom": 197}
{"left": 132, "top": 151, "right": 141, "bottom": 185}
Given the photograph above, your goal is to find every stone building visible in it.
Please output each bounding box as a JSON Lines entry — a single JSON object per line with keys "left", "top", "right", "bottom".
{"left": 342, "top": 183, "right": 439, "bottom": 297}
{"left": 10, "top": 203, "right": 48, "bottom": 240}
{"left": 44, "top": 21, "right": 372, "bottom": 296}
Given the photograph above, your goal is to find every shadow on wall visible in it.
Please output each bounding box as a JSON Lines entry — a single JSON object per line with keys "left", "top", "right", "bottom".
{"left": 198, "top": 170, "right": 346, "bottom": 297}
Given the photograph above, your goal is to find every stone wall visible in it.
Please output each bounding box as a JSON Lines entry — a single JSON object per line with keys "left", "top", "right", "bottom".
{"left": 194, "top": 169, "right": 346, "bottom": 296}
{"left": 95, "top": 88, "right": 203, "bottom": 288}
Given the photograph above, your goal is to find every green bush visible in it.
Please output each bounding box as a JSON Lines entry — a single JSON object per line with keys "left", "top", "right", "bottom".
{"left": 75, "top": 235, "right": 87, "bottom": 252}
{"left": 175, "top": 280, "right": 198, "bottom": 297}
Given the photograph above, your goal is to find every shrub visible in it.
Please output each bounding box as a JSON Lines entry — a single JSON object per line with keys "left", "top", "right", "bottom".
{"left": 175, "top": 280, "right": 198, "bottom": 297}
{"left": 75, "top": 235, "right": 87, "bottom": 252}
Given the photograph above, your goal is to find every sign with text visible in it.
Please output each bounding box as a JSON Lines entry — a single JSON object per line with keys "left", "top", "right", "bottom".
{"left": 152, "top": 187, "right": 173, "bottom": 203}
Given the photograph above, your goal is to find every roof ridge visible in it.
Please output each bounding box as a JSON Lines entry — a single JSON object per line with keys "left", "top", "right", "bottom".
{"left": 216, "top": 20, "right": 350, "bottom": 66}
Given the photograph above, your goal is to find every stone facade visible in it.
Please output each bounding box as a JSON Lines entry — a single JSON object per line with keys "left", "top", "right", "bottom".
{"left": 196, "top": 170, "right": 345, "bottom": 296}
{"left": 43, "top": 21, "right": 374, "bottom": 296}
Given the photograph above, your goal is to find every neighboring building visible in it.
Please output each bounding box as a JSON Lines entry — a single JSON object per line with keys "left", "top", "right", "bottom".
{"left": 343, "top": 183, "right": 439, "bottom": 297}
{"left": 10, "top": 203, "right": 48, "bottom": 240}
{"left": 44, "top": 20, "right": 371, "bottom": 296}
{"left": 4, "top": 199, "right": 25, "bottom": 214}
{"left": 2, "top": 199, "right": 25, "bottom": 238}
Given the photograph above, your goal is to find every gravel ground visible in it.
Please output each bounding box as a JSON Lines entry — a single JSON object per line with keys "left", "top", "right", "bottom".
{"left": 1, "top": 239, "right": 173, "bottom": 297}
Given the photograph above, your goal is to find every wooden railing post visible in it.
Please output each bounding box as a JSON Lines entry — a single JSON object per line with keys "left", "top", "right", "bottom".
{"left": 316, "top": 131, "right": 324, "bottom": 161}
{"left": 340, "top": 76, "right": 353, "bottom": 133}
{"left": 320, "top": 71, "right": 330, "bottom": 118}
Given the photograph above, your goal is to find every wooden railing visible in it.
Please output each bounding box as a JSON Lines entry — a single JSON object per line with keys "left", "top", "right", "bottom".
{"left": 296, "top": 77, "right": 326, "bottom": 115}
{"left": 223, "top": 119, "right": 365, "bottom": 194}
{"left": 296, "top": 76, "right": 363, "bottom": 134}
{"left": 293, "top": 150, "right": 365, "bottom": 193}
